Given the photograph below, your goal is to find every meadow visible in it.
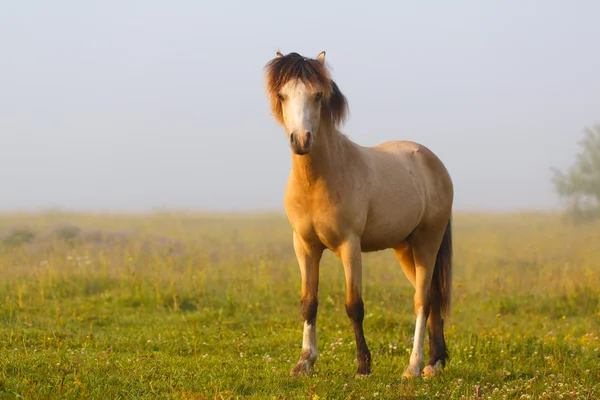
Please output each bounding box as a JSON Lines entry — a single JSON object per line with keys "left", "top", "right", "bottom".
{"left": 0, "top": 211, "right": 599, "bottom": 399}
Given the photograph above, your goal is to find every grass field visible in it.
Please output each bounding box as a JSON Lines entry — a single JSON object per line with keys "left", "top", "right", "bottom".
{"left": 0, "top": 211, "right": 599, "bottom": 399}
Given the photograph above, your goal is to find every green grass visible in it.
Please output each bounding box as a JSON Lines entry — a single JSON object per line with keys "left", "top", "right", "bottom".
{"left": 0, "top": 211, "right": 599, "bottom": 399}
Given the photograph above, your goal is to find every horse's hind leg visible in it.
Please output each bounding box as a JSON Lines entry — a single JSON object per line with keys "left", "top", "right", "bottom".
{"left": 399, "top": 228, "right": 446, "bottom": 379}
{"left": 397, "top": 243, "right": 447, "bottom": 378}
{"left": 396, "top": 218, "right": 452, "bottom": 379}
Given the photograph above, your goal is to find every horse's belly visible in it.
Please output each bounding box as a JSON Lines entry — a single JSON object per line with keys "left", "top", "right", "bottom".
{"left": 359, "top": 193, "right": 423, "bottom": 252}
{"left": 360, "top": 218, "right": 417, "bottom": 252}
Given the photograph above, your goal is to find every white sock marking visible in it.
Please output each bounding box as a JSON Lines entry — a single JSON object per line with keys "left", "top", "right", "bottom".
{"left": 409, "top": 307, "right": 426, "bottom": 367}
{"left": 302, "top": 321, "right": 317, "bottom": 360}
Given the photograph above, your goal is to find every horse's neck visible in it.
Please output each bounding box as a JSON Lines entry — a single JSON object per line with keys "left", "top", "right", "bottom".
{"left": 290, "top": 126, "right": 350, "bottom": 187}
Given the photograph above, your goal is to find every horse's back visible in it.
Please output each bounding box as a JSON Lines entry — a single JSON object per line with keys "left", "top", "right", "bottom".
{"left": 376, "top": 139, "right": 452, "bottom": 194}
{"left": 372, "top": 140, "right": 438, "bottom": 161}
{"left": 373, "top": 140, "right": 451, "bottom": 183}
{"left": 373, "top": 140, "right": 422, "bottom": 153}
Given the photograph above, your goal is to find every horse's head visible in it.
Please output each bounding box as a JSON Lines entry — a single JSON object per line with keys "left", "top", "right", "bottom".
{"left": 264, "top": 51, "right": 348, "bottom": 155}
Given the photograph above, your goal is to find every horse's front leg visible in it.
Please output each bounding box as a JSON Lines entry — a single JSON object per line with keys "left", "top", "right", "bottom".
{"left": 290, "top": 232, "right": 324, "bottom": 376}
{"left": 339, "top": 238, "right": 372, "bottom": 376}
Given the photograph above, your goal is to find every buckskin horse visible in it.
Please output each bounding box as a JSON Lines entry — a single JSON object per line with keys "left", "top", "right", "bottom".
{"left": 263, "top": 50, "right": 453, "bottom": 379}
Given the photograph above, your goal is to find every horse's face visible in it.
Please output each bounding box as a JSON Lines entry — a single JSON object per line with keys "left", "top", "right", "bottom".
{"left": 278, "top": 79, "right": 323, "bottom": 155}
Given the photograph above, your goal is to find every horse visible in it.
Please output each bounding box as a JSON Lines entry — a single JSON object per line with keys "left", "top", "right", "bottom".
{"left": 263, "top": 50, "right": 454, "bottom": 379}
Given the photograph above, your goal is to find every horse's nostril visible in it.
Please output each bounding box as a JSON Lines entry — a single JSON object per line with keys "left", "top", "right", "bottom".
{"left": 306, "top": 132, "right": 312, "bottom": 142}
{"left": 290, "top": 133, "right": 295, "bottom": 144}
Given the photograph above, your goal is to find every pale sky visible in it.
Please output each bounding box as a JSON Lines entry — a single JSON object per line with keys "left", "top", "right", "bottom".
{"left": 1, "top": 1, "right": 599, "bottom": 212}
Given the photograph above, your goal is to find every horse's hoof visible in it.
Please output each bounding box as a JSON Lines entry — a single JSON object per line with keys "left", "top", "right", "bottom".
{"left": 290, "top": 359, "right": 314, "bottom": 376}
{"left": 289, "top": 349, "right": 317, "bottom": 376}
{"left": 355, "top": 367, "right": 371, "bottom": 378}
{"left": 422, "top": 364, "right": 439, "bottom": 378}
{"left": 355, "top": 364, "right": 371, "bottom": 377}
{"left": 402, "top": 364, "right": 421, "bottom": 379}
{"left": 423, "top": 361, "right": 442, "bottom": 378}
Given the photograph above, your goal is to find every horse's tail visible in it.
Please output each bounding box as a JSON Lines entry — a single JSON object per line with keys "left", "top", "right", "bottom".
{"left": 432, "top": 216, "right": 453, "bottom": 317}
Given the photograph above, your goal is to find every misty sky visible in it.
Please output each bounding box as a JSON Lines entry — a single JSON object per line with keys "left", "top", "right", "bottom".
{"left": 1, "top": 1, "right": 599, "bottom": 213}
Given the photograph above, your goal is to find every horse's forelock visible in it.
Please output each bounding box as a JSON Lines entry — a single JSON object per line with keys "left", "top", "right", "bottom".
{"left": 265, "top": 53, "right": 330, "bottom": 94}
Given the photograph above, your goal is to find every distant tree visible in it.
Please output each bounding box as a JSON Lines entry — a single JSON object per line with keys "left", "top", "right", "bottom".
{"left": 551, "top": 124, "right": 600, "bottom": 221}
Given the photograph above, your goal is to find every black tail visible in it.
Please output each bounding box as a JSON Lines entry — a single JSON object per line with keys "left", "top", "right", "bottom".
{"left": 432, "top": 217, "right": 452, "bottom": 317}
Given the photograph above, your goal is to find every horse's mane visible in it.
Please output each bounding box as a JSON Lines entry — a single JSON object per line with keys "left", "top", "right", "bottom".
{"left": 264, "top": 52, "right": 348, "bottom": 127}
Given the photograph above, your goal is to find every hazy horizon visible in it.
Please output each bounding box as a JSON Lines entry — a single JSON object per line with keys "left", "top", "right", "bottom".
{"left": 2, "top": 2, "right": 599, "bottom": 213}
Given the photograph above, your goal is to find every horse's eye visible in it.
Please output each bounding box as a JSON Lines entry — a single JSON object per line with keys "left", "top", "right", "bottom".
{"left": 314, "top": 92, "right": 323, "bottom": 101}
{"left": 277, "top": 93, "right": 285, "bottom": 101}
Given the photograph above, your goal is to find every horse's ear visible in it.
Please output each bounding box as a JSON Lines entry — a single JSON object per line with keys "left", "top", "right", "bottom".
{"left": 316, "top": 51, "right": 326, "bottom": 65}
{"left": 276, "top": 51, "right": 284, "bottom": 58}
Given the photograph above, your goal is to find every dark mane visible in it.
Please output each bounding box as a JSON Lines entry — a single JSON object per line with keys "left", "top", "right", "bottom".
{"left": 264, "top": 52, "right": 349, "bottom": 127}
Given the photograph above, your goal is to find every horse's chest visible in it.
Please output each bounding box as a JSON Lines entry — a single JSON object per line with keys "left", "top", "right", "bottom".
{"left": 292, "top": 216, "right": 342, "bottom": 250}
{"left": 287, "top": 201, "right": 357, "bottom": 251}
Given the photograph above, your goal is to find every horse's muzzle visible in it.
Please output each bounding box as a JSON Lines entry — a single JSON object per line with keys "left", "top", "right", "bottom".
{"left": 290, "top": 131, "right": 312, "bottom": 155}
